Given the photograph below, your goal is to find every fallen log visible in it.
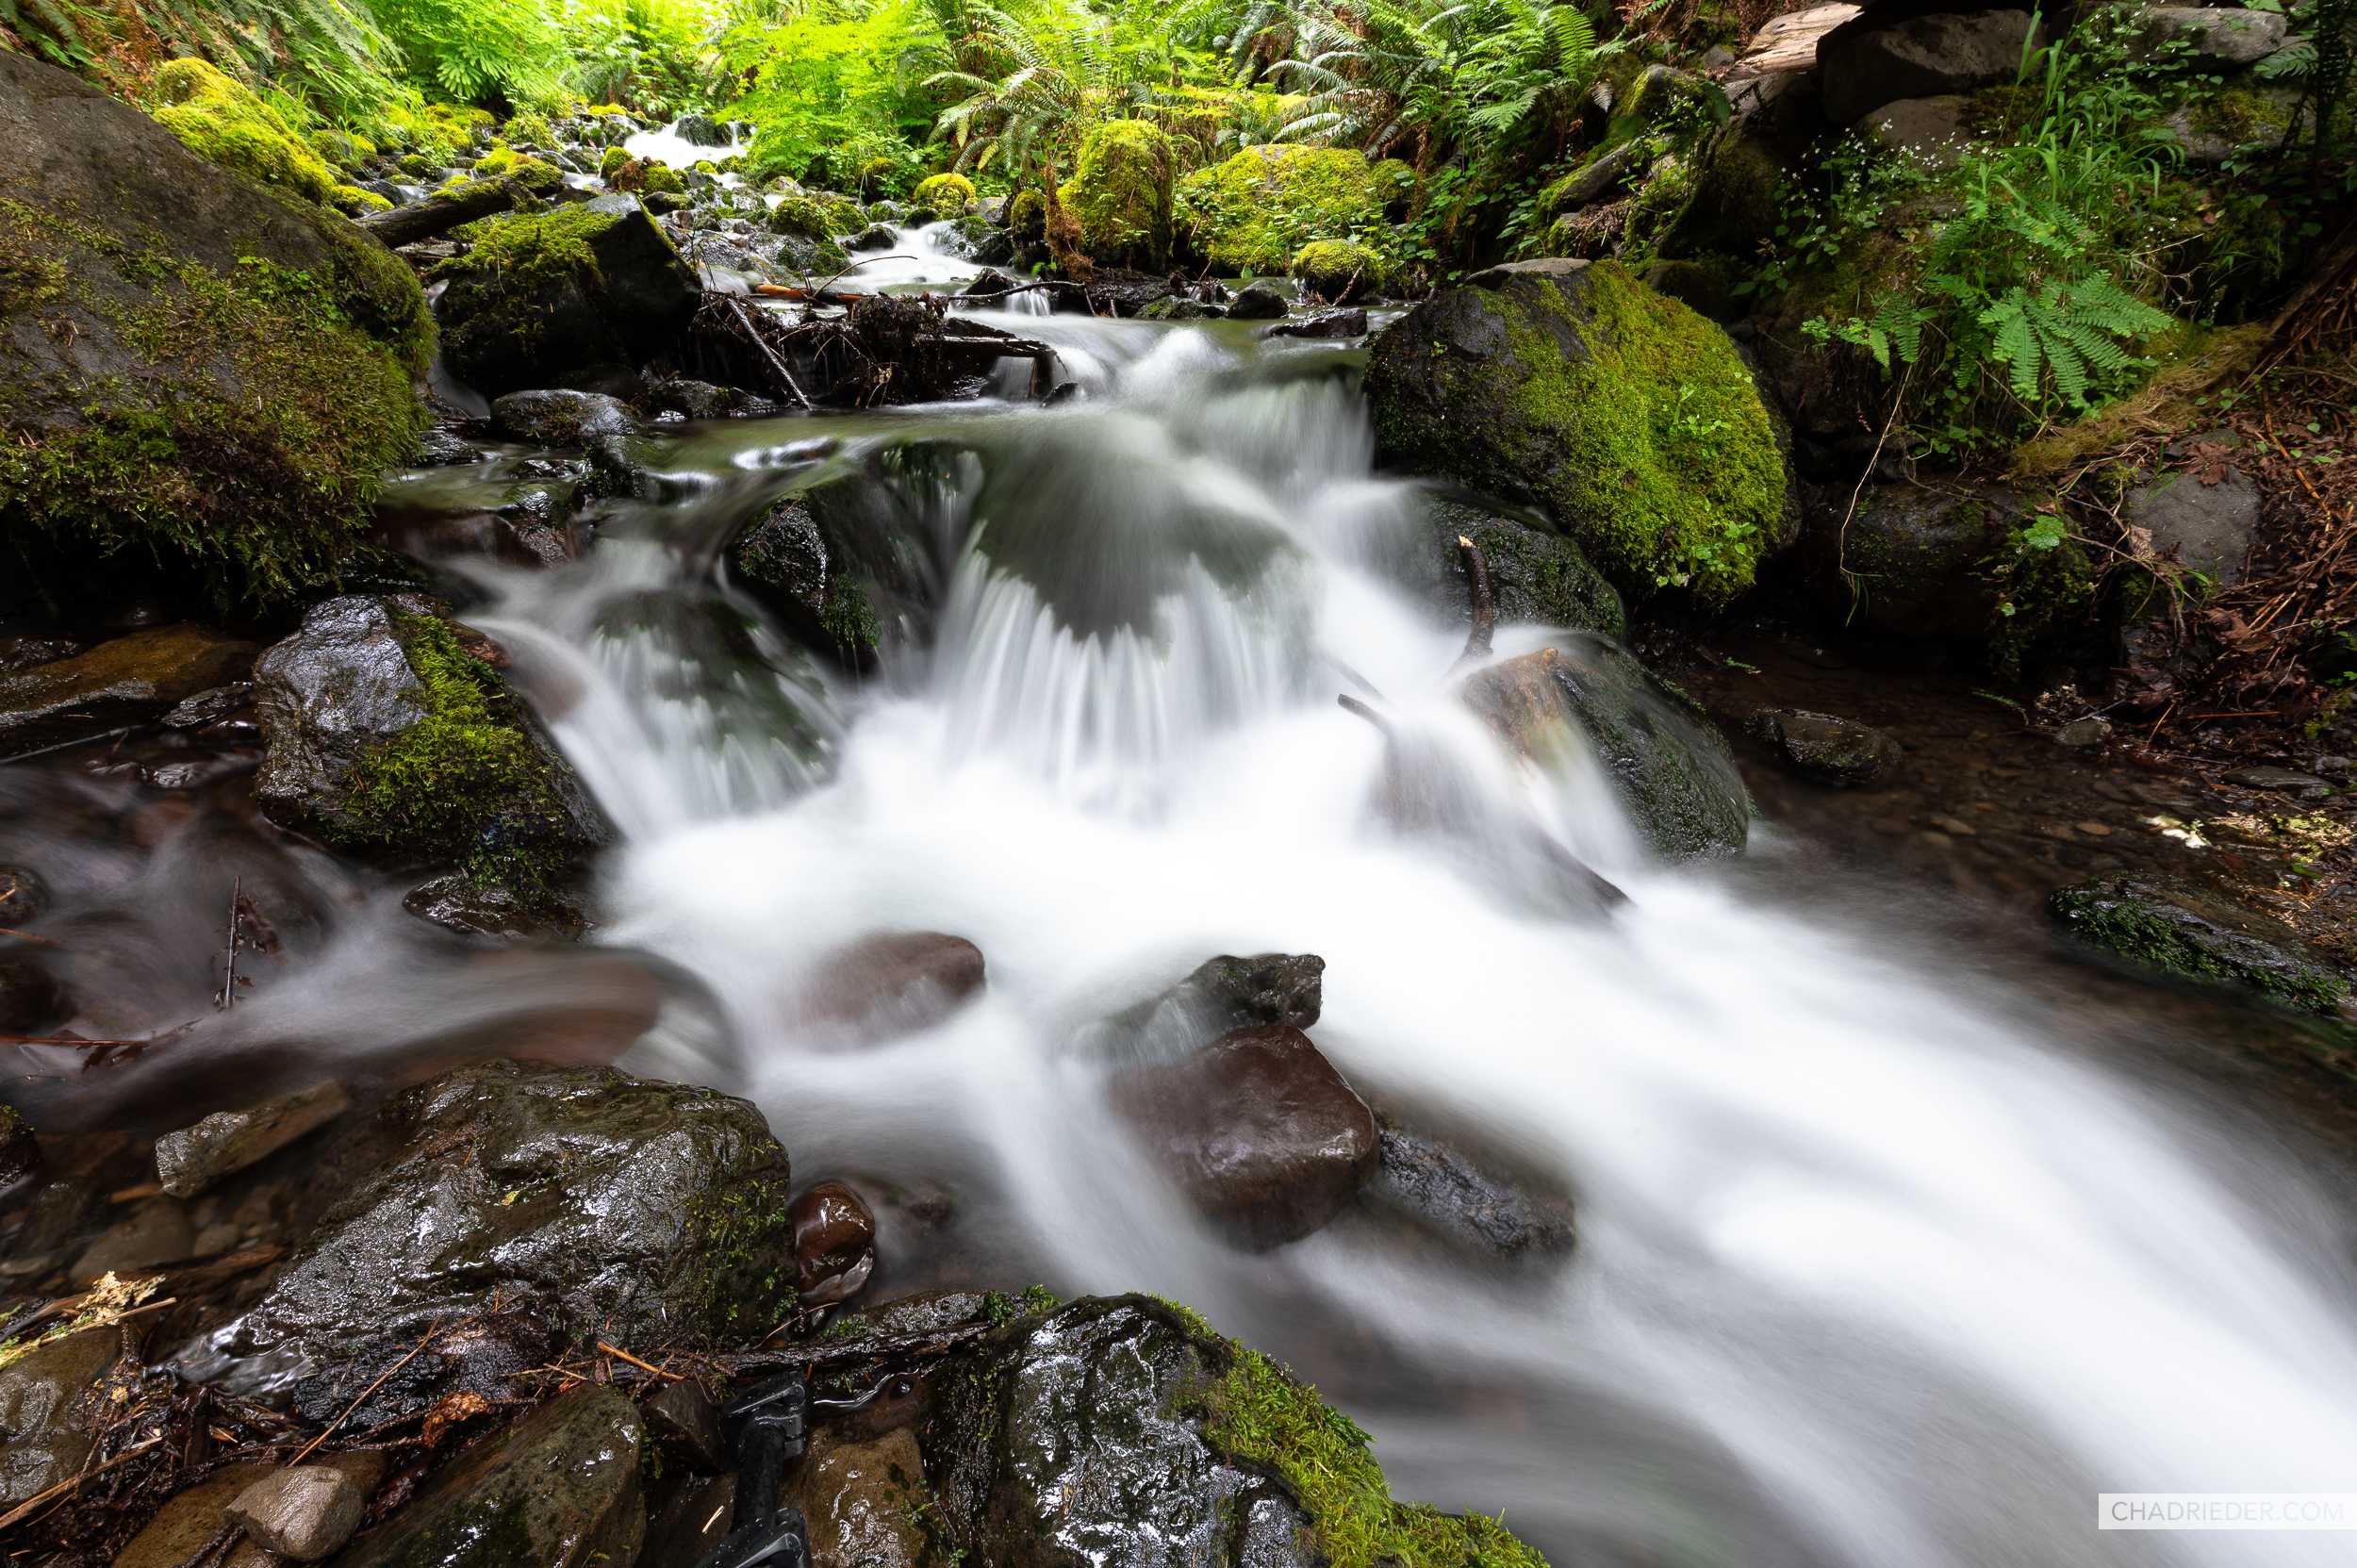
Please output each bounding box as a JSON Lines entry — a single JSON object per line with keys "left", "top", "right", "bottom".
{"left": 359, "top": 176, "right": 534, "bottom": 249}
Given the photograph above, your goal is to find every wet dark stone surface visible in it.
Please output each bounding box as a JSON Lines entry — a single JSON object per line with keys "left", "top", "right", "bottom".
{"left": 1749, "top": 707, "right": 1903, "bottom": 786}
{"left": 1393, "top": 495, "right": 1625, "bottom": 640}
{"left": 919, "top": 1296, "right": 1318, "bottom": 1568}
{"left": 1363, "top": 1117, "right": 1577, "bottom": 1260}
{"left": 1112, "top": 1024, "right": 1379, "bottom": 1248}
{"left": 0, "top": 626, "right": 257, "bottom": 760}
{"left": 791, "top": 1178, "right": 879, "bottom": 1305}
{"left": 0, "top": 1327, "right": 115, "bottom": 1508}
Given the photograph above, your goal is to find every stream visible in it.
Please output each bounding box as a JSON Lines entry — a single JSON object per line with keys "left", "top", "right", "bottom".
{"left": 10, "top": 234, "right": 2357, "bottom": 1567}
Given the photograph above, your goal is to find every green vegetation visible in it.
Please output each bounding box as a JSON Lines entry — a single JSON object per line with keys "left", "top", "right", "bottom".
{"left": 910, "top": 171, "right": 975, "bottom": 217}
{"left": 1292, "top": 238, "right": 1384, "bottom": 302}
{"left": 151, "top": 58, "right": 342, "bottom": 204}
{"left": 1066, "top": 119, "right": 1174, "bottom": 268}
{"left": 1178, "top": 146, "right": 1392, "bottom": 276}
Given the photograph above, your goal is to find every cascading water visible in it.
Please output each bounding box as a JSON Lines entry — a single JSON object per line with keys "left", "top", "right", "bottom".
{"left": 393, "top": 308, "right": 2357, "bottom": 1568}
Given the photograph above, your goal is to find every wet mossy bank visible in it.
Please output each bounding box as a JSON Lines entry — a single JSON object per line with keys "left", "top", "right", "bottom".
{"left": 0, "top": 52, "right": 429, "bottom": 617}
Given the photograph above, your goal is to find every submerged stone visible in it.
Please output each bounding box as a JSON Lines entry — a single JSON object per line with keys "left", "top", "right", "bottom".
{"left": 1364, "top": 1118, "right": 1577, "bottom": 1260}
{"left": 0, "top": 625, "right": 257, "bottom": 760}
{"left": 0, "top": 1328, "right": 115, "bottom": 1509}
{"left": 155, "top": 1081, "right": 351, "bottom": 1198}
{"left": 1460, "top": 641, "right": 1751, "bottom": 861}
{"left": 1392, "top": 496, "right": 1625, "bottom": 640}
{"left": 1749, "top": 707, "right": 1902, "bottom": 786}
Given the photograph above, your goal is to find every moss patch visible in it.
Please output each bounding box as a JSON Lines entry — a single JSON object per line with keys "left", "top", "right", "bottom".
{"left": 911, "top": 172, "right": 975, "bottom": 219}
{"left": 1292, "top": 239, "right": 1384, "bottom": 303}
{"left": 1067, "top": 120, "right": 1177, "bottom": 269}
{"left": 149, "top": 58, "right": 338, "bottom": 206}
{"left": 1196, "top": 1324, "right": 1546, "bottom": 1568}
{"left": 1178, "top": 145, "right": 1389, "bottom": 276}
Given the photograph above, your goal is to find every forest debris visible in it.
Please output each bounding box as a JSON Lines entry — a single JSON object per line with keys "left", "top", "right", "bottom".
{"left": 358, "top": 175, "right": 536, "bottom": 249}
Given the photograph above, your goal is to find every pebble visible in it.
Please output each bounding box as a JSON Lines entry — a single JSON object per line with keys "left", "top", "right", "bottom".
{"left": 229, "top": 1459, "right": 377, "bottom": 1560}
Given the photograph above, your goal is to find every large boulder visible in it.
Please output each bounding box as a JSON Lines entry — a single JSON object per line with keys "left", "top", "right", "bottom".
{"left": 1176, "top": 146, "right": 1398, "bottom": 276}
{"left": 1067, "top": 120, "right": 1178, "bottom": 270}
{"left": 217, "top": 1063, "right": 796, "bottom": 1420}
{"left": 432, "top": 194, "right": 701, "bottom": 396}
{"left": 1460, "top": 640, "right": 1751, "bottom": 860}
{"left": 253, "top": 596, "right": 608, "bottom": 911}
{"left": 2133, "top": 5, "right": 2289, "bottom": 66}
{"left": 333, "top": 1385, "right": 645, "bottom": 1568}
{"left": 727, "top": 461, "right": 942, "bottom": 671}
{"left": 1795, "top": 482, "right": 2032, "bottom": 636}
{"left": 1111, "top": 1024, "right": 1379, "bottom": 1248}
{"left": 1388, "top": 494, "right": 1626, "bottom": 640}
{"left": 919, "top": 1296, "right": 1546, "bottom": 1568}
{"left": 1366, "top": 259, "right": 1788, "bottom": 605}
{"left": 1817, "top": 8, "right": 2039, "bottom": 126}
{"left": 0, "top": 52, "right": 429, "bottom": 613}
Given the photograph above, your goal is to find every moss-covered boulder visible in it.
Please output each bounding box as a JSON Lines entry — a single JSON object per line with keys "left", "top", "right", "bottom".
{"left": 0, "top": 52, "right": 429, "bottom": 613}
{"left": 1177, "top": 145, "right": 1390, "bottom": 276}
{"left": 921, "top": 1295, "right": 1545, "bottom": 1568}
{"left": 911, "top": 172, "right": 976, "bottom": 219}
{"left": 252, "top": 595, "right": 609, "bottom": 911}
{"left": 1291, "top": 239, "right": 1384, "bottom": 304}
{"left": 149, "top": 58, "right": 339, "bottom": 205}
{"left": 432, "top": 194, "right": 700, "bottom": 396}
{"left": 2051, "top": 874, "right": 2350, "bottom": 1015}
{"left": 1387, "top": 495, "right": 1625, "bottom": 640}
{"left": 223, "top": 1061, "right": 795, "bottom": 1426}
{"left": 727, "top": 458, "right": 942, "bottom": 671}
{"left": 1461, "top": 640, "right": 1750, "bottom": 860}
{"left": 1067, "top": 120, "right": 1177, "bottom": 269}
{"left": 1365, "top": 257, "right": 1788, "bottom": 605}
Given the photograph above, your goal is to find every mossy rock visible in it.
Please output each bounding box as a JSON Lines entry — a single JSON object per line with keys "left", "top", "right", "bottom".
{"left": 1177, "top": 145, "right": 1390, "bottom": 276}
{"left": 432, "top": 194, "right": 701, "bottom": 396}
{"left": 598, "top": 145, "right": 631, "bottom": 179}
{"left": 472, "top": 143, "right": 566, "bottom": 194}
{"left": 1007, "top": 189, "right": 1047, "bottom": 250}
{"left": 1291, "top": 239, "right": 1384, "bottom": 304}
{"left": 1390, "top": 494, "right": 1625, "bottom": 640}
{"left": 149, "top": 58, "right": 339, "bottom": 206}
{"left": 919, "top": 1295, "right": 1548, "bottom": 1568}
{"left": 911, "top": 172, "right": 976, "bottom": 219}
{"left": 0, "top": 52, "right": 430, "bottom": 614}
{"left": 1654, "top": 128, "right": 1786, "bottom": 261}
{"left": 1365, "top": 258, "right": 1788, "bottom": 605}
{"left": 253, "top": 595, "right": 610, "bottom": 906}
{"left": 1066, "top": 120, "right": 1177, "bottom": 270}
{"left": 767, "top": 193, "right": 837, "bottom": 240}
{"left": 2052, "top": 873, "right": 2350, "bottom": 1015}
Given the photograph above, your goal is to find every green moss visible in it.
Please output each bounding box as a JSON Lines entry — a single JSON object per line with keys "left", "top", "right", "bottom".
{"left": 472, "top": 143, "right": 566, "bottom": 195}
{"left": 1177, "top": 145, "right": 1389, "bottom": 276}
{"left": 599, "top": 145, "right": 632, "bottom": 179}
{"left": 819, "top": 577, "right": 882, "bottom": 655}
{"left": 911, "top": 172, "right": 976, "bottom": 219}
{"left": 768, "top": 193, "right": 837, "bottom": 239}
{"left": 1190, "top": 1317, "right": 1547, "bottom": 1568}
{"left": 682, "top": 1171, "right": 798, "bottom": 1333}
{"left": 334, "top": 184, "right": 393, "bottom": 215}
{"left": 640, "top": 161, "right": 686, "bottom": 196}
{"left": 2052, "top": 881, "right": 2350, "bottom": 1014}
{"left": 1291, "top": 239, "right": 1384, "bottom": 303}
{"left": 504, "top": 110, "right": 553, "bottom": 149}
{"left": 1008, "top": 189, "right": 1047, "bottom": 250}
{"left": 1067, "top": 120, "right": 1177, "bottom": 269}
{"left": 1496, "top": 262, "right": 1784, "bottom": 603}
{"left": 150, "top": 58, "right": 339, "bottom": 206}
{"left": 399, "top": 151, "right": 437, "bottom": 177}
{"left": 431, "top": 202, "right": 630, "bottom": 382}
{"left": 0, "top": 196, "right": 429, "bottom": 609}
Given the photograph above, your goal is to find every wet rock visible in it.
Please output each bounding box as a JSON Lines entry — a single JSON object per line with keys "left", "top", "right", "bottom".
{"left": 642, "top": 1378, "right": 726, "bottom": 1472}
{"left": 647, "top": 378, "right": 752, "bottom": 421}
{"left": 155, "top": 1081, "right": 352, "bottom": 1198}
{"left": 435, "top": 194, "right": 701, "bottom": 396}
{"left": 69, "top": 1197, "right": 191, "bottom": 1282}
{"left": 1392, "top": 495, "right": 1625, "bottom": 640}
{"left": 644, "top": 1473, "right": 736, "bottom": 1566}
{"left": 1363, "top": 1118, "right": 1576, "bottom": 1259}
{"left": 400, "top": 874, "right": 574, "bottom": 941}
{"left": 1749, "top": 708, "right": 1902, "bottom": 786}
{"left": 1460, "top": 641, "right": 1751, "bottom": 860}
{"left": 334, "top": 1385, "right": 645, "bottom": 1568}
{"left": 2054, "top": 715, "right": 2111, "bottom": 748}
{"left": 1096, "top": 952, "right": 1327, "bottom": 1061}
{"left": 1818, "top": 8, "right": 2038, "bottom": 125}
{"left": 788, "top": 932, "right": 988, "bottom": 1043}
{"left": 0, "top": 635, "right": 81, "bottom": 673}
{"left": 161, "top": 683, "right": 255, "bottom": 728}
{"left": 2051, "top": 874, "right": 2349, "bottom": 1015}
{"left": 728, "top": 464, "right": 943, "bottom": 671}
{"left": 489, "top": 389, "right": 639, "bottom": 445}
{"left": 0, "top": 950, "right": 65, "bottom": 1033}
{"left": 0, "top": 1328, "right": 116, "bottom": 1509}
{"left": 790, "top": 1180, "right": 878, "bottom": 1306}
{"left": 229, "top": 1459, "right": 377, "bottom": 1560}
{"left": 2125, "top": 438, "right": 2260, "bottom": 588}
{"left": 0, "top": 625, "right": 258, "bottom": 760}
{"left": 1862, "top": 94, "right": 1974, "bottom": 166}
{"left": 1226, "top": 283, "right": 1287, "bottom": 320}
{"left": 113, "top": 1462, "right": 277, "bottom": 1568}
{"left": 920, "top": 1297, "right": 1318, "bottom": 1568}
{"left": 847, "top": 223, "right": 898, "bottom": 253}
{"left": 225, "top": 1062, "right": 794, "bottom": 1416}
{"left": 1261, "top": 306, "right": 1367, "bottom": 339}
{"left": 786, "top": 1427, "right": 933, "bottom": 1568}
{"left": 2226, "top": 766, "right": 2334, "bottom": 801}
{"left": 1112, "top": 1024, "right": 1379, "bottom": 1248}
{"left": 253, "top": 596, "right": 608, "bottom": 907}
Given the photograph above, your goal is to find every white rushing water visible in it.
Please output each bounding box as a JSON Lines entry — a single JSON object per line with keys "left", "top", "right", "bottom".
{"left": 466, "top": 315, "right": 2357, "bottom": 1568}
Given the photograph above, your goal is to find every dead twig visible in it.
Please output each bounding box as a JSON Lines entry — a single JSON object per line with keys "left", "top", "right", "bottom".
{"left": 595, "top": 1341, "right": 684, "bottom": 1382}
{"left": 0, "top": 1437, "right": 163, "bottom": 1530}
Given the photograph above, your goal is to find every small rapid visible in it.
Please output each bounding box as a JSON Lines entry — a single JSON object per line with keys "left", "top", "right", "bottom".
{"left": 425, "top": 313, "right": 2357, "bottom": 1567}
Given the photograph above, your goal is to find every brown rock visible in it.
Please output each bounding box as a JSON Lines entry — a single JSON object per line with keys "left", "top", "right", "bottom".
{"left": 228, "top": 1460, "right": 372, "bottom": 1560}
{"left": 788, "top": 933, "right": 986, "bottom": 1043}
{"left": 69, "top": 1197, "right": 192, "bottom": 1283}
{"left": 0, "top": 1328, "right": 116, "bottom": 1509}
{"left": 785, "top": 1427, "right": 933, "bottom": 1568}
{"left": 1111, "top": 1025, "right": 1378, "bottom": 1249}
{"left": 791, "top": 1180, "right": 878, "bottom": 1306}
{"left": 0, "top": 625, "right": 257, "bottom": 760}
{"left": 112, "top": 1462, "right": 276, "bottom": 1568}
{"left": 156, "top": 1082, "right": 351, "bottom": 1198}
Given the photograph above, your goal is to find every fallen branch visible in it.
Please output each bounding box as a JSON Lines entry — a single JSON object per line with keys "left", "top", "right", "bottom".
{"left": 358, "top": 176, "right": 534, "bottom": 249}
{"left": 0, "top": 1438, "right": 162, "bottom": 1530}
{"left": 1450, "top": 534, "right": 1496, "bottom": 672}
